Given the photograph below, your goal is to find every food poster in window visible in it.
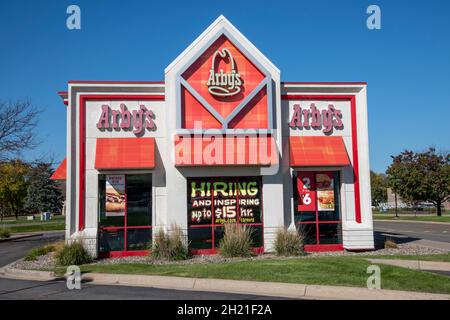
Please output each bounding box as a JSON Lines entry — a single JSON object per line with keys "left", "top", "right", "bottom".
{"left": 316, "top": 173, "right": 335, "bottom": 211}
{"left": 105, "top": 175, "right": 126, "bottom": 217}
{"left": 297, "top": 172, "right": 316, "bottom": 211}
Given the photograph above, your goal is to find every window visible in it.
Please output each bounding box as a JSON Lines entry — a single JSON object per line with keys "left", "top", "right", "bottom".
{"left": 98, "top": 174, "right": 152, "bottom": 255}
{"left": 187, "top": 177, "right": 263, "bottom": 253}
{"left": 293, "top": 171, "right": 342, "bottom": 246}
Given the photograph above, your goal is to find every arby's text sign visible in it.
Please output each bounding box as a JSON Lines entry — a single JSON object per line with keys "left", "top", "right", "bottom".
{"left": 289, "top": 103, "right": 343, "bottom": 134}
{"left": 96, "top": 104, "right": 156, "bottom": 135}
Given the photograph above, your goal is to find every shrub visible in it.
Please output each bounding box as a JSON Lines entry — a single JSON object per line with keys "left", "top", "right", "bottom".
{"left": 55, "top": 241, "right": 92, "bottom": 266}
{"left": 219, "top": 224, "right": 253, "bottom": 258}
{"left": 24, "top": 244, "right": 56, "bottom": 261}
{"left": 151, "top": 225, "right": 189, "bottom": 261}
{"left": 274, "top": 228, "right": 305, "bottom": 256}
{"left": 384, "top": 239, "right": 398, "bottom": 249}
{"left": 0, "top": 228, "right": 11, "bottom": 239}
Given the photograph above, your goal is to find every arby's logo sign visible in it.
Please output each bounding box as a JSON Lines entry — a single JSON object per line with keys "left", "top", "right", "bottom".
{"left": 207, "top": 48, "right": 242, "bottom": 97}
{"left": 96, "top": 104, "right": 156, "bottom": 135}
{"left": 289, "top": 103, "right": 343, "bottom": 134}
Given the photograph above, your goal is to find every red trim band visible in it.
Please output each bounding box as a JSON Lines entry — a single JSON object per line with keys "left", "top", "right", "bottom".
{"left": 78, "top": 94, "right": 165, "bottom": 231}
{"left": 282, "top": 95, "right": 361, "bottom": 224}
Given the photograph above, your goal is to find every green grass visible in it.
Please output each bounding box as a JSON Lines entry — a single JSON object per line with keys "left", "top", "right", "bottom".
{"left": 373, "top": 214, "right": 450, "bottom": 223}
{"left": 53, "top": 256, "right": 450, "bottom": 294}
{"left": 5, "top": 223, "right": 65, "bottom": 234}
{"left": 0, "top": 215, "right": 65, "bottom": 225}
{"left": 24, "top": 245, "right": 56, "bottom": 261}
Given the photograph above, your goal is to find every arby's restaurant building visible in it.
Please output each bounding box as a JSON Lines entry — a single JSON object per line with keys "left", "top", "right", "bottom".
{"left": 52, "top": 16, "right": 374, "bottom": 258}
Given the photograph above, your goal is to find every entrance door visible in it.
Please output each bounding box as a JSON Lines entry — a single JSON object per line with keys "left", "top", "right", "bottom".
{"left": 293, "top": 171, "right": 342, "bottom": 251}
{"left": 98, "top": 174, "right": 152, "bottom": 257}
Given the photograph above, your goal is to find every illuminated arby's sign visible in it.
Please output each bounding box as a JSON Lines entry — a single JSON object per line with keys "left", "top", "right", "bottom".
{"left": 96, "top": 104, "right": 156, "bottom": 135}
{"left": 289, "top": 103, "right": 343, "bottom": 134}
{"left": 207, "top": 48, "right": 242, "bottom": 97}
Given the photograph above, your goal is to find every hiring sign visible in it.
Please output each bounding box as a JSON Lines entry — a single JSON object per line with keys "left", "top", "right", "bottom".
{"left": 188, "top": 178, "right": 262, "bottom": 225}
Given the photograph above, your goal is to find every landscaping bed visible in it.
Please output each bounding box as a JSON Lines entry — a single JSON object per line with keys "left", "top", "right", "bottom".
{"left": 11, "top": 242, "right": 448, "bottom": 271}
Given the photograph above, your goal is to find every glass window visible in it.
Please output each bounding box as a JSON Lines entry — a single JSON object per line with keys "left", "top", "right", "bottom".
{"left": 127, "top": 228, "right": 152, "bottom": 250}
{"left": 126, "top": 174, "right": 152, "bottom": 227}
{"left": 187, "top": 177, "right": 264, "bottom": 251}
{"left": 294, "top": 211, "right": 316, "bottom": 223}
{"left": 297, "top": 223, "right": 317, "bottom": 245}
{"left": 98, "top": 174, "right": 152, "bottom": 253}
{"left": 99, "top": 229, "right": 125, "bottom": 253}
{"left": 294, "top": 171, "right": 342, "bottom": 246}
{"left": 98, "top": 175, "right": 125, "bottom": 227}
{"left": 188, "top": 227, "right": 214, "bottom": 250}
{"left": 318, "top": 223, "right": 342, "bottom": 244}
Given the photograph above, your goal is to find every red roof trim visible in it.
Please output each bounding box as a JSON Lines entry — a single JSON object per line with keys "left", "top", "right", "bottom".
{"left": 50, "top": 158, "right": 67, "bottom": 180}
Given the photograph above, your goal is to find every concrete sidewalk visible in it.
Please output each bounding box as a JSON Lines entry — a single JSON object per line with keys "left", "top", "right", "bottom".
{"left": 368, "top": 258, "right": 450, "bottom": 272}
{"left": 1, "top": 262, "right": 449, "bottom": 300}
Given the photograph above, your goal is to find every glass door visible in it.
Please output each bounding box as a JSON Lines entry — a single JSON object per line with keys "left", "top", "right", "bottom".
{"left": 293, "top": 171, "right": 343, "bottom": 251}
{"left": 98, "top": 174, "right": 152, "bottom": 257}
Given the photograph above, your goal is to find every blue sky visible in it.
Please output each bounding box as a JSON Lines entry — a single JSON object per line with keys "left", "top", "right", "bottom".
{"left": 0, "top": 0, "right": 449, "bottom": 173}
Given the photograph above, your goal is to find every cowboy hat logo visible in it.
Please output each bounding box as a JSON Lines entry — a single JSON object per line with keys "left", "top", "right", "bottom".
{"left": 207, "top": 48, "right": 242, "bottom": 97}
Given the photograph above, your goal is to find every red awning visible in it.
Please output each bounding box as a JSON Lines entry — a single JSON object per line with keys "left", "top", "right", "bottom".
{"left": 174, "top": 135, "right": 278, "bottom": 166}
{"left": 289, "top": 136, "right": 351, "bottom": 167}
{"left": 95, "top": 138, "right": 156, "bottom": 169}
{"left": 51, "top": 158, "right": 67, "bottom": 180}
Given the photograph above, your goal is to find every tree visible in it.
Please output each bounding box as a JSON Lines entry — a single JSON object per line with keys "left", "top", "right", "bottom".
{"left": 0, "top": 100, "right": 41, "bottom": 161}
{"left": 370, "top": 171, "right": 387, "bottom": 208}
{"left": 25, "top": 162, "right": 63, "bottom": 214}
{"left": 0, "top": 160, "right": 31, "bottom": 220}
{"left": 387, "top": 148, "right": 450, "bottom": 216}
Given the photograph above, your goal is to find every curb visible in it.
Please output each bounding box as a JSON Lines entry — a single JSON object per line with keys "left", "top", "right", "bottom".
{"left": 374, "top": 219, "right": 450, "bottom": 225}
{"left": 0, "top": 266, "right": 58, "bottom": 281}
{"left": 0, "top": 233, "right": 44, "bottom": 243}
{"left": 1, "top": 264, "right": 449, "bottom": 300}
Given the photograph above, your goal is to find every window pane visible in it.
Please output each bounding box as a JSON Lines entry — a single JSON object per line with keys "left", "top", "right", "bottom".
{"left": 126, "top": 174, "right": 152, "bottom": 227}
{"left": 98, "top": 229, "right": 124, "bottom": 252}
{"left": 248, "top": 225, "right": 263, "bottom": 247}
{"left": 294, "top": 211, "right": 316, "bottom": 223}
{"left": 213, "top": 226, "right": 224, "bottom": 248}
{"left": 188, "top": 227, "right": 213, "bottom": 250}
{"left": 318, "top": 223, "right": 342, "bottom": 244}
{"left": 318, "top": 172, "right": 340, "bottom": 222}
{"left": 297, "top": 224, "right": 317, "bottom": 244}
{"left": 98, "top": 175, "right": 124, "bottom": 227}
{"left": 127, "top": 228, "right": 152, "bottom": 251}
